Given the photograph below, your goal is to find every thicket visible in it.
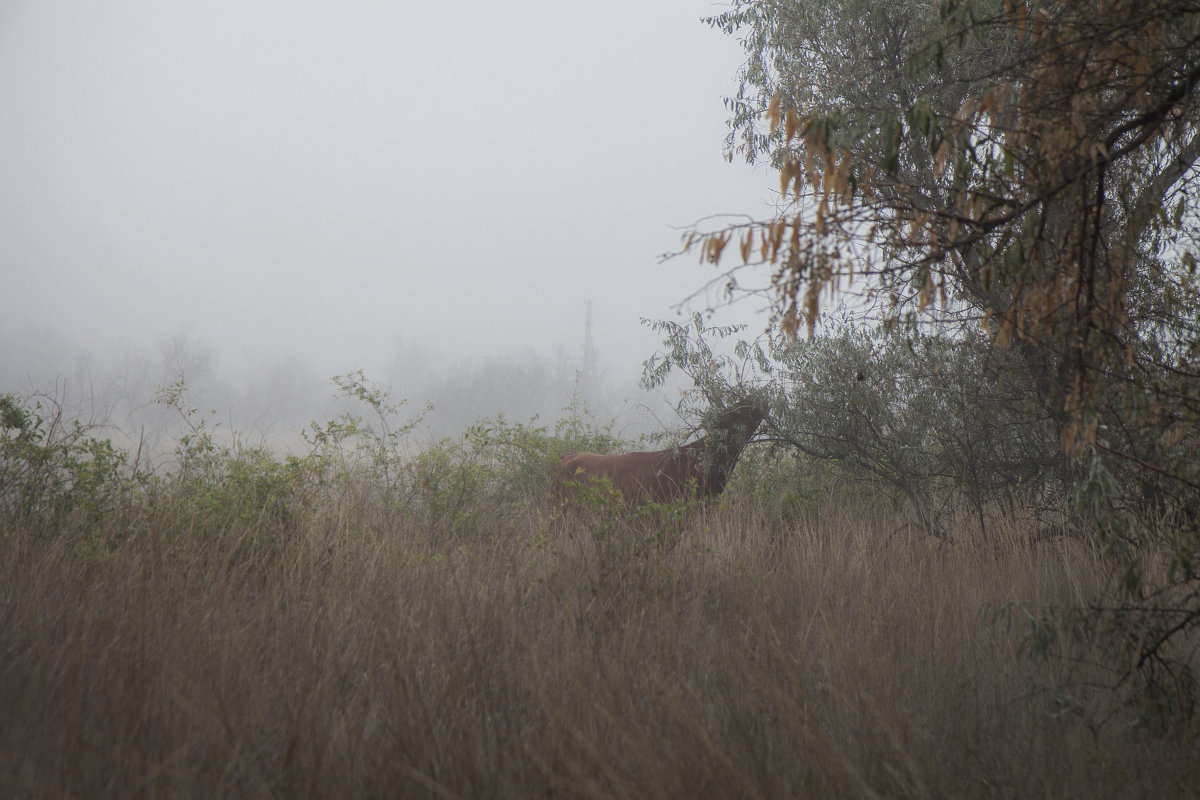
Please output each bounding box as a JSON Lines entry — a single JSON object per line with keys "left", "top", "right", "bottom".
{"left": 0, "top": 372, "right": 629, "bottom": 554}
{"left": 2, "top": 327, "right": 1199, "bottom": 796}
{"left": 647, "top": 310, "right": 1200, "bottom": 729}
{"left": 679, "top": 0, "right": 1200, "bottom": 730}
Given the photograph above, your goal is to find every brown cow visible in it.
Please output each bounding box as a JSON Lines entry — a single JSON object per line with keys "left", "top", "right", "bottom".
{"left": 552, "top": 400, "right": 766, "bottom": 505}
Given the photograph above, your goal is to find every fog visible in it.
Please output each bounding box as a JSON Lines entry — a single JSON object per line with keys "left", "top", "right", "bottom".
{"left": 0, "top": 1, "right": 770, "bottom": 441}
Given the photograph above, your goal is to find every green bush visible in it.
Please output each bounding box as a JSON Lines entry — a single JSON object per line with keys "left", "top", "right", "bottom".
{"left": 0, "top": 393, "right": 138, "bottom": 540}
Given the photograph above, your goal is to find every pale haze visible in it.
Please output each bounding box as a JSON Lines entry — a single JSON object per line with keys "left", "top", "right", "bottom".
{"left": 0, "top": 1, "right": 769, "bottom": 432}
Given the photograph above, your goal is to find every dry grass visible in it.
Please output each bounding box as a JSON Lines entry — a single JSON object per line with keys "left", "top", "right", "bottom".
{"left": 1, "top": 490, "right": 1196, "bottom": 799}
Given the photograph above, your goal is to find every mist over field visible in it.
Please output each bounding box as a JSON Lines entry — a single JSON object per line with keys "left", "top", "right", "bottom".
{"left": 0, "top": 322, "right": 691, "bottom": 463}
{"left": 0, "top": 0, "right": 768, "bottom": 429}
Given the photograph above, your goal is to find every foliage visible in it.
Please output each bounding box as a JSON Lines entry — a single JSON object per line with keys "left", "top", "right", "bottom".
{"left": 725, "top": 444, "right": 841, "bottom": 524}
{"left": 1, "top": 355, "right": 1196, "bottom": 749}
{"left": 698, "top": 0, "right": 1200, "bottom": 468}
{"left": 153, "top": 378, "right": 318, "bottom": 555}
{"left": 696, "top": 0, "right": 1200, "bottom": 725}
{"left": 405, "top": 417, "right": 550, "bottom": 539}
{"left": 642, "top": 316, "right": 761, "bottom": 397}
{"left": 642, "top": 313, "right": 1071, "bottom": 533}
{"left": 640, "top": 314, "right": 774, "bottom": 428}
{"left": 403, "top": 394, "right": 630, "bottom": 541}
{"left": 0, "top": 392, "right": 138, "bottom": 539}
{"left": 0, "top": 372, "right": 642, "bottom": 556}
{"left": 302, "top": 369, "right": 429, "bottom": 483}
{"left": 764, "top": 320, "right": 1068, "bottom": 533}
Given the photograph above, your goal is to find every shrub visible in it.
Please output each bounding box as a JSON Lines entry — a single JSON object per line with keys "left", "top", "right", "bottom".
{"left": 0, "top": 392, "right": 139, "bottom": 541}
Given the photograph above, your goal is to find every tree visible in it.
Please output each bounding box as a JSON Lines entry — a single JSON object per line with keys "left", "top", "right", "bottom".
{"left": 643, "top": 313, "right": 1065, "bottom": 535}
{"left": 693, "top": 0, "right": 1200, "bottom": 724}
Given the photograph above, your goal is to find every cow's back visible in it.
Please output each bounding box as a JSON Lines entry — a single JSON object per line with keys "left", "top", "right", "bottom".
{"left": 553, "top": 448, "right": 696, "bottom": 504}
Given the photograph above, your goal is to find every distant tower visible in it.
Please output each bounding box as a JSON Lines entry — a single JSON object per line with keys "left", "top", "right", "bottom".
{"left": 582, "top": 300, "right": 597, "bottom": 400}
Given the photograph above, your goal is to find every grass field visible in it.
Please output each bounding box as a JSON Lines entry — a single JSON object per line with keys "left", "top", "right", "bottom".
{"left": 3, "top": 455, "right": 1197, "bottom": 799}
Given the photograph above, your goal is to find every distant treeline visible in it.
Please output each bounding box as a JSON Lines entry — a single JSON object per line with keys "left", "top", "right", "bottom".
{"left": 0, "top": 330, "right": 675, "bottom": 456}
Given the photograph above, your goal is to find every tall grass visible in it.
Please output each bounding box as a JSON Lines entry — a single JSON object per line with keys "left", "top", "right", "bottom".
{"left": 1, "top": 390, "right": 1196, "bottom": 798}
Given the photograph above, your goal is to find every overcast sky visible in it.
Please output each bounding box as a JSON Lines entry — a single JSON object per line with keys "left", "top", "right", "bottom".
{"left": 0, "top": 0, "right": 770, "bottom": 388}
